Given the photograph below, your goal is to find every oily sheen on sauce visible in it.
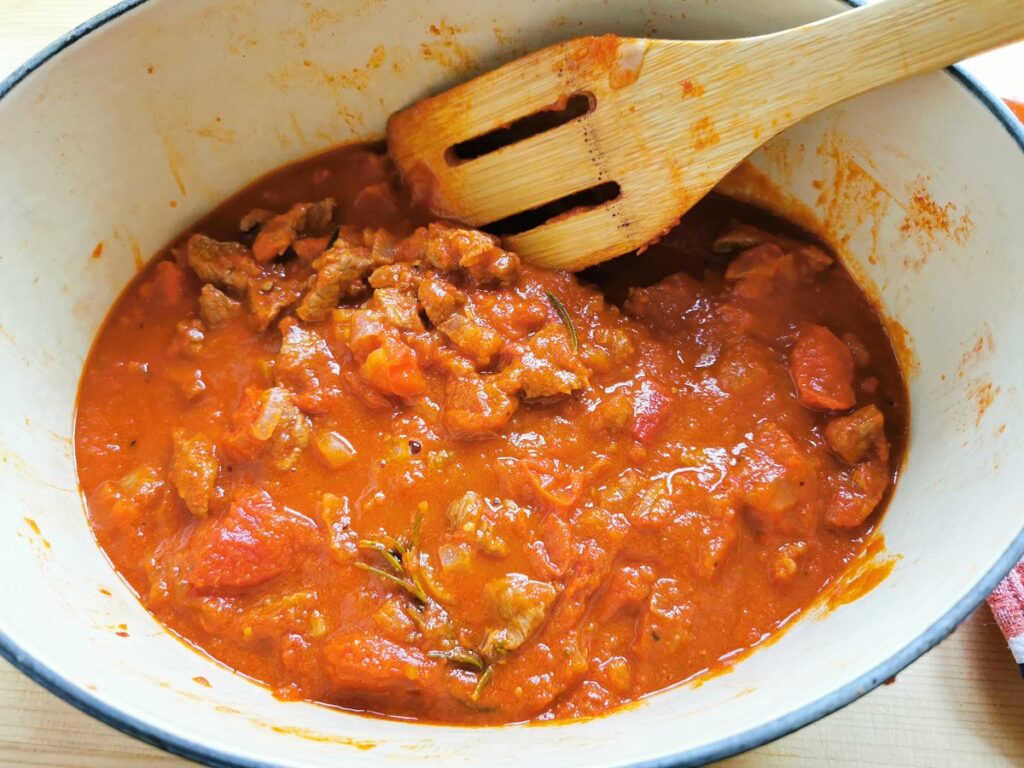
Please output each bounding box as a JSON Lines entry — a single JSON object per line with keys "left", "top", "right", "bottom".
{"left": 75, "top": 142, "right": 907, "bottom": 724}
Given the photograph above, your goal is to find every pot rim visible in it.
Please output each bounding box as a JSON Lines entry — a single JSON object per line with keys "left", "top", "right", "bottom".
{"left": 2, "top": 1, "right": 1022, "bottom": 766}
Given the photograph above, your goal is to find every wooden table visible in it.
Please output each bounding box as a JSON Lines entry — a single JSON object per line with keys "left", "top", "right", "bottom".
{"left": 2, "top": 2, "right": 1022, "bottom": 766}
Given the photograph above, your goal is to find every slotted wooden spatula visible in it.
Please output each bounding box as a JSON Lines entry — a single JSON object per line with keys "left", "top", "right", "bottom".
{"left": 388, "top": 0, "right": 1023, "bottom": 271}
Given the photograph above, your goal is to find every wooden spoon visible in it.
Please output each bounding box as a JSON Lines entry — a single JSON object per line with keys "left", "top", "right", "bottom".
{"left": 388, "top": 0, "right": 1024, "bottom": 270}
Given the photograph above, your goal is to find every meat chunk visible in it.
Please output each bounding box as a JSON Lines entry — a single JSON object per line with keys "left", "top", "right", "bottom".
{"left": 239, "top": 208, "right": 275, "bottom": 232}
{"left": 725, "top": 242, "right": 831, "bottom": 286}
{"left": 416, "top": 223, "right": 520, "bottom": 284}
{"left": 275, "top": 322, "right": 342, "bottom": 413}
{"left": 417, "top": 273, "right": 465, "bottom": 325}
{"left": 712, "top": 220, "right": 774, "bottom": 253}
{"left": 789, "top": 324, "right": 856, "bottom": 411}
{"left": 371, "top": 287, "right": 423, "bottom": 331}
{"left": 245, "top": 271, "right": 304, "bottom": 331}
{"left": 824, "top": 405, "right": 888, "bottom": 465}
{"left": 481, "top": 573, "right": 558, "bottom": 657}
{"left": 737, "top": 421, "right": 820, "bottom": 533}
{"left": 252, "top": 199, "right": 336, "bottom": 263}
{"left": 181, "top": 489, "right": 315, "bottom": 591}
{"left": 714, "top": 220, "right": 830, "bottom": 264}
{"left": 186, "top": 234, "right": 258, "bottom": 292}
{"left": 296, "top": 239, "right": 374, "bottom": 322}
{"left": 445, "top": 491, "right": 508, "bottom": 556}
{"left": 368, "top": 263, "right": 418, "bottom": 292}
{"left": 170, "top": 431, "right": 218, "bottom": 517}
{"left": 437, "top": 312, "right": 503, "bottom": 366}
{"left": 827, "top": 462, "right": 889, "bottom": 528}
{"left": 198, "top": 284, "right": 242, "bottom": 328}
{"left": 323, "top": 634, "right": 436, "bottom": 701}
{"left": 599, "top": 564, "right": 656, "bottom": 621}
{"left": 442, "top": 374, "right": 517, "bottom": 439}
{"left": 624, "top": 272, "right": 704, "bottom": 333}
{"left": 636, "top": 578, "right": 694, "bottom": 655}
{"left": 502, "top": 323, "right": 588, "bottom": 400}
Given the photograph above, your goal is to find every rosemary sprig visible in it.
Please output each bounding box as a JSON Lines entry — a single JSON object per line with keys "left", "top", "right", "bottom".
{"left": 427, "top": 647, "right": 485, "bottom": 671}
{"left": 353, "top": 562, "right": 429, "bottom": 604}
{"left": 545, "top": 291, "right": 578, "bottom": 352}
{"left": 357, "top": 539, "right": 404, "bottom": 573}
{"left": 356, "top": 534, "right": 429, "bottom": 604}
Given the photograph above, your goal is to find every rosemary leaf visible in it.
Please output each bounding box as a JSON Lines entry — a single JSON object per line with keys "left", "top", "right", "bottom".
{"left": 545, "top": 291, "right": 578, "bottom": 352}
{"left": 471, "top": 665, "right": 494, "bottom": 701}
{"left": 428, "top": 648, "right": 485, "bottom": 671}
{"left": 357, "top": 540, "right": 403, "bottom": 573}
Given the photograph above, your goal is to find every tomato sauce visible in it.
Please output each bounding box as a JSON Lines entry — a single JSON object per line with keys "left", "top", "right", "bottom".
{"left": 75, "top": 142, "right": 907, "bottom": 724}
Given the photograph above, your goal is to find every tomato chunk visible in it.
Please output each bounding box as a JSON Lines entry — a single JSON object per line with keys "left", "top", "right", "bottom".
{"left": 183, "top": 489, "right": 313, "bottom": 592}
{"left": 629, "top": 378, "right": 672, "bottom": 444}
{"left": 323, "top": 634, "right": 436, "bottom": 701}
{"left": 789, "top": 324, "right": 856, "bottom": 411}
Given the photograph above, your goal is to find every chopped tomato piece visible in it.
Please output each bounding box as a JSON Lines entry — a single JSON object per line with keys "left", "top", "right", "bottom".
{"left": 139, "top": 261, "right": 187, "bottom": 306}
{"left": 789, "top": 324, "right": 856, "bottom": 411}
{"left": 323, "top": 634, "right": 436, "bottom": 700}
{"left": 184, "top": 489, "right": 314, "bottom": 592}
{"left": 629, "top": 378, "right": 672, "bottom": 444}
{"left": 359, "top": 337, "right": 426, "bottom": 399}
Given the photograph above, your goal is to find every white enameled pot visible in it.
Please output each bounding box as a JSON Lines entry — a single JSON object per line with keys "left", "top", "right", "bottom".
{"left": 1, "top": 1, "right": 1022, "bottom": 766}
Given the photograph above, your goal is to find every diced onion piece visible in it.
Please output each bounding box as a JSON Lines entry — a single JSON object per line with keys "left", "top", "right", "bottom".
{"left": 438, "top": 542, "right": 473, "bottom": 572}
{"left": 315, "top": 430, "right": 357, "bottom": 469}
{"left": 251, "top": 387, "right": 290, "bottom": 440}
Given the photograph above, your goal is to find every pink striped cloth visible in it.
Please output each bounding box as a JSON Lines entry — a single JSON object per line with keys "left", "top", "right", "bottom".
{"left": 988, "top": 560, "right": 1024, "bottom": 676}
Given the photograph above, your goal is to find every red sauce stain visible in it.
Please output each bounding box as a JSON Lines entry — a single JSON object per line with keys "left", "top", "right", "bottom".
{"left": 130, "top": 239, "right": 144, "bottom": 271}
{"left": 899, "top": 178, "right": 974, "bottom": 269}
{"left": 193, "top": 676, "right": 211, "bottom": 687}
{"left": 581, "top": 34, "right": 620, "bottom": 70}
{"left": 90, "top": 242, "right": 104, "bottom": 261}
{"left": 680, "top": 79, "right": 705, "bottom": 98}
{"left": 957, "top": 329, "right": 994, "bottom": 376}
{"left": 264, "top": 725, "right": 377, "bottom": 750}
{"left": 690, "top": 116, "right": 719, "bottom": 150}
{"left": 366, "top": 44, "right": 386, "bottom": 70}
{"left": 116, "top": 631, "right": 130, "bottom": 638}
{"left": 22, "top": 517, "right": 51, "bottom": 549}
{"left": 815, "top": 135, "right": 891, "bottom": 264}
{"left": 825, "top": 534, "right": 899, "bottom": 610}
{"left": 967, "top": 379, "right": 1000, "bottom": 427}
{"left": 420, "top": 21, "right": 477, "bottom": 75}
{"left": 609, "top": 40, "right": 648, "bottom": 89}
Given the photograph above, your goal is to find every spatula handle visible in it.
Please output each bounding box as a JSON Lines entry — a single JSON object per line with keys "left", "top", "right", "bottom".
{"left": 766, "top": 0, "right": 1024, "bottom": 123}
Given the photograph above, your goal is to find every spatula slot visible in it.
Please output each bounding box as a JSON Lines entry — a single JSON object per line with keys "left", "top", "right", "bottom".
{"left": 484, "top": 180, "right": 620, "bottom": 237}
{"left": 447, "top": 92, "right": 594, "bottom": 164}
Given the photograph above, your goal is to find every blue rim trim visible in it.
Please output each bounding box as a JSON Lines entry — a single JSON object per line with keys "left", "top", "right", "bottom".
{"left": 2, "top": 1, "right": 1023, "bottom": 766}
